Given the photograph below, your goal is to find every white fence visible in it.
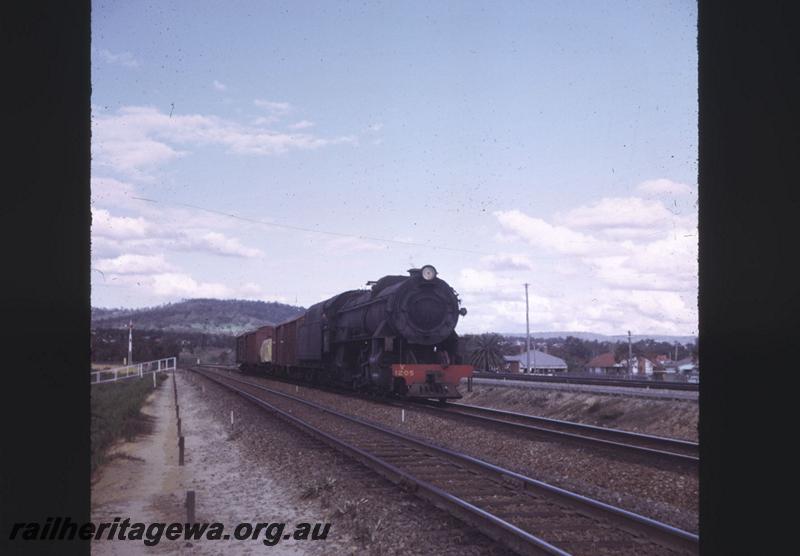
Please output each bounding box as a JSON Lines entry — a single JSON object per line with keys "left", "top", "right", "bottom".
{"left": 90, "top": 357, "right": 177, "bottom": 385}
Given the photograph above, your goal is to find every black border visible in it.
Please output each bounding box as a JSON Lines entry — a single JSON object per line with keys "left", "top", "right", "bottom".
{"left": 2, "top": 2, "right": 91, "bottom": 555}
{"left": 3, "top": 2, "right": 798, "bottom": 554}
{"left": 698, "top": 1, "right": 797, "bottom": 554}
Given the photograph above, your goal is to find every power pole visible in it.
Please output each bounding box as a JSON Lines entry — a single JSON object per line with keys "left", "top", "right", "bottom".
{"left": 627, "top": 330, "right": 632, "bottom": 375}
{"left": 524, "top": 283, "right": 531, "bottom": 374}
{"left": 128, "top": 320, "right": 134, "bottom": 366}
{"left": 674, "top": 341, "right": 678, "bottom": 362}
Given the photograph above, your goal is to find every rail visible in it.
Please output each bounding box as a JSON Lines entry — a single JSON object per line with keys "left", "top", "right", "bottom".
{"left": 413, "top": 400, "right": 699, "bottom": 467}
{"left": 474, "top": 371, "right": 699, "bottom": 391}
{"left": 191, "top": 366, "right": 698, "bottom": 555}
{"left": 204, "top": 364, "right": 697, "bottom": 467}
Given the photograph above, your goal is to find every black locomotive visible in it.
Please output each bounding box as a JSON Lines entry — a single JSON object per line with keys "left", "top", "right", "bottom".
{"left": 236, "top": 265, "right": 473, "bottom": 400}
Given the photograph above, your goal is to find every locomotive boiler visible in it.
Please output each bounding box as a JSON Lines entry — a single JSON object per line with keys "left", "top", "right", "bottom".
{"left": 236, "top": 265, "right": 473, "bottom": 401}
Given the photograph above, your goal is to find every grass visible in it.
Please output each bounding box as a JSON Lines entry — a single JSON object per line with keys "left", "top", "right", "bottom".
{"left": 90, "top": 373, "right": 168, "bottom": 473}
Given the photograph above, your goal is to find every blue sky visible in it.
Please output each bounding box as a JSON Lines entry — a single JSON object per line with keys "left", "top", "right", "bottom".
{"left": 91, "top": 1, "right": 698, "bottom": 335}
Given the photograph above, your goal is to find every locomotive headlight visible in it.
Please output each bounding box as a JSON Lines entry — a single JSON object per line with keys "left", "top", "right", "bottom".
{"left": 421, "top": 265, "right": 437, "bottom": 280}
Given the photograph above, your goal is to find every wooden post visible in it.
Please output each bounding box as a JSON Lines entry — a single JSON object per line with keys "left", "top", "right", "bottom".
{"left": 153, "top": 371, "right": 157, "bottom": 389}
{"left": 179, "top": 436, "right": 185, "bottom": 466}
{"left": 185, "top": 491, "right": 196, "bottom": 524}
{"left": 401, "top": 409, "right": 405, "bottom": 423}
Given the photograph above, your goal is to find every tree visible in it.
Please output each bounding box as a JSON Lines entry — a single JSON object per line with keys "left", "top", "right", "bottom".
{"left": 613, "top": 342, "right": 631, "bottom": 363}
{"left": 469, "top": 333, "right": 507, "bottom": 372}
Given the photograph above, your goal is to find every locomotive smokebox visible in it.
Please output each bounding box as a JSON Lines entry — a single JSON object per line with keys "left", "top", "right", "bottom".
{"left": 389, "top": 270, "right": 460, "bottom": 345}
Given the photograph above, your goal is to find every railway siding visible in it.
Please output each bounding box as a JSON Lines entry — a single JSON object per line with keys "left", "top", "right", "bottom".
{"left": 471, "top": 377, "right": 698, "bottom": 401}
{"left": 193, "top": 367, "right": 698, "bottom": 555}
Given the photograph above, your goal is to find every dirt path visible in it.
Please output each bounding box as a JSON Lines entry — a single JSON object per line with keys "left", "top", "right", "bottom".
{"left": 91, "top": 379, "right": 184, "bottom": 554}
{"left": 91, "top": 374, "right": 353, "bottom": 554}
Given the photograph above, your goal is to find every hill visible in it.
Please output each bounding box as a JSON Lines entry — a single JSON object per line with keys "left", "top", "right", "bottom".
{"left": 91, "top": 298, "right": 306, "bottom": 335}
{"left": 501, "top": 331, "right": 697, "bottom": 345}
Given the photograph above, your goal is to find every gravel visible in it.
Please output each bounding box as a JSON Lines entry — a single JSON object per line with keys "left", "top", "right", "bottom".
{"left": 461, "top": 383, "right": 698, "bottom": 441}
{"left": 230, "top": 374, "right": 699, "bottom": 534}
{"left": 470, "top": 377, "right": 699, "bottom": 401}
{"left": 181, "top": 370, "right": 515, "bottom": 556}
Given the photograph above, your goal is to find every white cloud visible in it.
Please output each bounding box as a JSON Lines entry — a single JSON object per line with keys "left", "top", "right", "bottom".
{"left": 91, "top": 177, "right": 138, "bottom": 208}
{"left": 92, "top": 105, "right": 356, "bottom": 176}
{"left": 99, "top": 271, "right": 248, "bottom": 300}
{"left": 494, "top": 209, "right": 613, "bottom": 256}
{"left": 212, "top": 80, "right": 227, "bottom": 92}
{"left": 288, "top": 120, "right": 314, "bottom": 130}
{"left": 482, "top": 253, "right": 536, "bottom": 271}
{"left": 190, "top": 232, "right": 263, "bottom": 258}
{"left": 98, "top": 49, "right": 140, "bottom": 68}
{"left": 457, "top": 191, "right": 698, "bottom": 335}
{"left": 254, "top": 99, "right": 291, "bottom": 115}
{"left": 458, "top": 268, "right": 504, "bottom": 292}
{"left": 91, "top": 207, "right": 263, "bottom": 260}
{"left": 149, "top": 273, "right": 232, "bottom": 298}
{"left": 95, "top": 254, "right": 176, "bottom": 274}
{"left": 454, "top": 272, "right": 696, "bottom": 336}
{"left": 325, "top": 236, "right": 386, "bottom": 253}
{"left": 636, "top": 178, "right": 692, "bottom": 196}
{"left": 252, "top": 116, "right": 278, "bottom": 126}
{"left": 556, "top": 197, "right": 675, "bottom": 240}
{"left": 92, "top": 208, "right": 151, "bottom": 239}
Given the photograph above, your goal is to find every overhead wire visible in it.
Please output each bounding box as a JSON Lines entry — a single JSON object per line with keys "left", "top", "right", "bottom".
{"left": 131, "top": 195, "right": 497, "bottom": 256}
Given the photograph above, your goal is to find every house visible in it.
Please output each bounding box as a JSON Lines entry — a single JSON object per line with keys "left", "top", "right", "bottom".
{"left": 586, "top": 353, "right": 665, "bottom": 376}
{"left": 662, "top": 356, "right": 698, "bottom": 374}
{"left": 585, "top": 353, "right": 626, "bottom": 375}
{"left": 676, "top": 356, "right": 698, "bottom": 374}
{"left": 629, "top": 355, "right": 665, "bottom": 376}
{"left": 505, "top": 350, "right": 568, "bottom": 374}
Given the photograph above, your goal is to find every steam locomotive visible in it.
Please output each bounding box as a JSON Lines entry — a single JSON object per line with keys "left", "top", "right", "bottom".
{"left": 235, "top": 265, "right": 473, "bottom": 401}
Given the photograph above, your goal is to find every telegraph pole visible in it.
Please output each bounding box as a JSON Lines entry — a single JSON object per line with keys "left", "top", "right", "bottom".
{"left": 524, "top": 283, "right": 531, "bottom": 374}
{"left": 128, "top": 320, "right": 134, "bottom": 366}
{"left": 627, "top": 330, "right": 633, "bottom": 375}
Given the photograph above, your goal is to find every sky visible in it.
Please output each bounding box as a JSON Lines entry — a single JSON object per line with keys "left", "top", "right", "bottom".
{"left": 91, "top": 0, "right": 698, "bottom": 336}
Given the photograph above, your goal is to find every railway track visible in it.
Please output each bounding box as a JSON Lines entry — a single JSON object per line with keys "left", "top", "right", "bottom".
{"left": 406, "top": 400, "right": 698, "bottom": 469}
{"left": 473, "top": 372, "right": 698, "bottom": 391}
{"left": 190, "top": 366, "right": 698, "bottom": 555}
{"left": 199, "top": 364, "right": 698, "bottom": 470}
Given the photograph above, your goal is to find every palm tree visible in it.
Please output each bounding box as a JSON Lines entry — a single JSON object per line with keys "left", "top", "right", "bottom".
{"left": 469, "top": 333, "right": 506, "bottom": 372}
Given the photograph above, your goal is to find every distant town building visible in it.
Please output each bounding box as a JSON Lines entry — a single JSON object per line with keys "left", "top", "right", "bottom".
{"left": 663, "top": 356, "right": 698, "bottom": 374}
{"left": 629, "top": 355, "right": 665, "bottom": 376}
{"left": 585, "top": 353, "right": 626, "bottom": 375}
{"left": 585, "top": 353, "right": 664, "bottom": 376}
{"left": 505, "top": 350, "right": 568, "bottom": 373}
